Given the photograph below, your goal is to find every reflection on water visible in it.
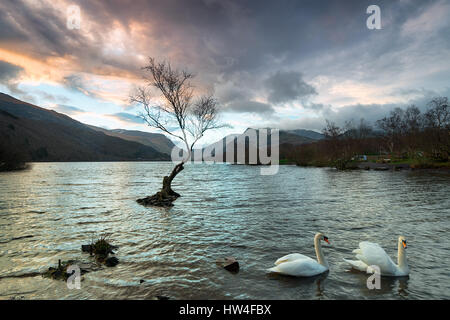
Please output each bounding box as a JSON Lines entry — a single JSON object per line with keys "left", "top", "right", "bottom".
{"left": 0, "top": 162, "right": 449, "bottom": 299}
{"left": 267, "top": 271, "right": 329, "bottom": 299}
{"left": 346, "top": 269, "right": 410, "bottom": 299}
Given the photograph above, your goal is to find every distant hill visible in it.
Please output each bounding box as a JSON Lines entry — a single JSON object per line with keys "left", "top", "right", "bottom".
{"left": 279, "top": 130, "right": 317, "bottom": 145}
{"left": 88, "top": 126, "right": 175, "bottom": 155}
{"left": 285, "top": 129, "right": 324, "bottom": 140}
{"left": 0, "top": 93, "right": 170, "bottom": 162}
{"left": 202, "top": 127, "right": 321, "bottom": 163}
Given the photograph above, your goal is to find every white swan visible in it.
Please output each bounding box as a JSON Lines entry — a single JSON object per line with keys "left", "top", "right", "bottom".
{"left": 344, "top": 236, "right": 409, "bottom": 276}
{"left": 268, "top": 233, "right": 330, "bottom": 277}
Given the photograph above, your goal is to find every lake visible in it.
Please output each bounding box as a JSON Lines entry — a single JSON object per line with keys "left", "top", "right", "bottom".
{"left": 0, "top": 162, "right": 449, "bottom": 299}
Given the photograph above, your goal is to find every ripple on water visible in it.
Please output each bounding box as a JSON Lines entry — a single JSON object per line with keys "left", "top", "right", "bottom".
{"left": 0, "top": 162, "right": 449, "bottom": 299}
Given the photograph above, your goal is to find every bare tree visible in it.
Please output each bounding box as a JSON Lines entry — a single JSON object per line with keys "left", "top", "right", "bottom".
{"left": 322, "top": 120, "right": 352, "bottom": 169}
{"left": 376, "top": 108, "right": 404, "bottom": 154}
{"left": 402, "top": 105, "right": 423, "bottom": 157}
{"left": 403, "top": 105, "right": 422, "bottom": 133}
{"left": 424, "top": 97, "right": 449, "bottom": 129}
{"left": 343, "top": 118, "right": 372, "bottom": 139}
{"left": 131, "top": 58, "right": 225, "bottom": 207}
{"left": 322, "top": 120, "right": 343, "bottom": 140}
{"left": 424, "top": 97, "right": 449, "bottom": 160}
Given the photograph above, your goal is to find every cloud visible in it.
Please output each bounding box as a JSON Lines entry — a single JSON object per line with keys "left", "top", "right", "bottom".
{"left": 35, "top": 91, "right": 70, "bottom": 104}
{"left": 0, "top": 0, "right": 449, "bottom": 139}
{"left": 106, "top": 112, "right": 144, "bottom": 124}
{"left": 53, "top": 104, "right": 87, "bottom": 116}
{"left": 1, "top": 0, "right": 448, "bottom": 87}
{"left": 62, "top": 74, "right": 98, "bottom": 97}
{"left": 0, "top": 60, "right": 23, "bottom": 81}
{"left": 269, "top": 86, "right": 450, "bottom": 132}
{"left": 265, "top": 71, "right": 317, "bottom": 104}
{"left": 224, "top": 100, "right": 274, "bottom": 114}
{"left": 0, "top": 60, "right": 25, "bottom": 94}
{"left": 302, "top": 103, "right": 326, "bottom": 111}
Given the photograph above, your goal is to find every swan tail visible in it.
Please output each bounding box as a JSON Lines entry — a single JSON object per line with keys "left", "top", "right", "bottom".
{"left": 343, "top": 258, "right": 368, "bottom": 272}
{"left": 267, "top": 266, "right": 279, "bottom": 273}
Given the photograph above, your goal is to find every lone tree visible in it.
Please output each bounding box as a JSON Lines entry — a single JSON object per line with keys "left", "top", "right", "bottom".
{"left": 131, "top": 57, "right": 224, "bottom": 207}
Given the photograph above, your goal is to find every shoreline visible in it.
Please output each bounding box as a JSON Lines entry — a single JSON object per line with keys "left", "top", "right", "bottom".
{"left": 294, "top": 161, "right": 450, "bottom": 171}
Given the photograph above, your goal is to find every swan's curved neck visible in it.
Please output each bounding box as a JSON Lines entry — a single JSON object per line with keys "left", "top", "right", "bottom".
{"left": 314, "top": 235, "right": 329, "bottom": 268}
{"left": 397, "top": 241, "right": 408, "bottom": 271}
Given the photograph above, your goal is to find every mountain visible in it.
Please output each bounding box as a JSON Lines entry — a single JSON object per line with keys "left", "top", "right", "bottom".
{"left": 202, "top": 127, "right": 320, "bottom": 163}
{"left": 286, "top": 129, "right": 324, "bottom": 140}
{"left": 0, "top": 93, "right": 170, "bottom": 161}
{"left": 279, "top": 130, "right": 317, "bottom": 145}
{"left": 88, "top": 126, "right": 175, "bottom": 155}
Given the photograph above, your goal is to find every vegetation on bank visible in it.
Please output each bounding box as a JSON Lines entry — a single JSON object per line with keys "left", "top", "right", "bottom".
{"left": 0, "top": 149, "right": 29, "bottom": 172}
{"left": 283, "top": 97, "right": 450, "bottom": 170}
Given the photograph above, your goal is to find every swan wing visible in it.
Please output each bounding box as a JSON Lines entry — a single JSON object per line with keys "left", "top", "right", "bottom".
{"left": 268, "top": 259, "right": 327, "bottom": 277}
{"left": 358, "top": 241, "right": 398, "bottom": 275}
{"left": 343, "top": 258, "right": 369, "bottom": 272}
{"left": 274, "top": 253, "right": 312, "bottom": 265}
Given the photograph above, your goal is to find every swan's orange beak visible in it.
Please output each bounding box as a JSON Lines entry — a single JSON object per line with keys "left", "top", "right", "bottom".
{"left": 324, "top": 237, "right": 330, "bottom": 244}
{"left": 402, "top": 240, "right": 407, "bottom": 249}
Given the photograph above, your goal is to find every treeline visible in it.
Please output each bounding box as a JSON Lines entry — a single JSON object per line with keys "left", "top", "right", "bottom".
{"left": 285, "top": 97, "right": 450, "bottom": 169}
{"left": 0, "top": 146, "right": 29, "bottom": 171}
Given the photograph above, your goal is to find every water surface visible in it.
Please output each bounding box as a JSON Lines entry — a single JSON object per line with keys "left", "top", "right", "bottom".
{"left": 0, "top": 162, "right": 449, "bottom": 299}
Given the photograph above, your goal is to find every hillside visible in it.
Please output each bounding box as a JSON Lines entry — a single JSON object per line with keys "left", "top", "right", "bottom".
{"left": 88, "top": 126, "right": 175, "bottom": 155}
{"left": 0, "top": 93, "right": 170, "bottom": 162}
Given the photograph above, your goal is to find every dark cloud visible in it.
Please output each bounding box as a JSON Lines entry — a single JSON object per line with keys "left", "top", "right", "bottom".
{"left": 272, "top": 87, "right": 450, "bottom": 132}
{"left": 107, "top": 112, "right": 145, "bottom": 124}
{"left": 215, "top": 83, "right": 248, "bottom": 105}
{"left": 224, "top": 100, "right": 274, "bottom": 114}
{"left": 0, "top": 0, "right": 417, "bottom": 78}
{"left": 0, "top": 0, "right": 85, "bottom": 57}
{"left": 0, "top": 1, "right": 446, "bottom": 83}
{"left": 265, "top": 71, "right": 317, "bottom": 104}
{"left": 0, "top": 60, "right": 25, "bottom": 96}
{"left": 0, "top": 60, "right": 23, "bottom": 81}
{"left": 0, "top": 0, "right": 449, "bottom": 129}
{"left": 303, "top": 103, "right": 326, "bottom": 111}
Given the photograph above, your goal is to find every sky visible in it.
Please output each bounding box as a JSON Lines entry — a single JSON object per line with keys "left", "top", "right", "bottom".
{"left": 0, "top": 0, "right": 449, "bottom": 146}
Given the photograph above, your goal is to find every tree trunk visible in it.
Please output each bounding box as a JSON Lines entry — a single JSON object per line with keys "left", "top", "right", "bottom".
{"left": 137, "top": 162, "right": 184, "bottom": 207}
{"left": 160, "top": 162, "right": 184, "bottom": 198}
